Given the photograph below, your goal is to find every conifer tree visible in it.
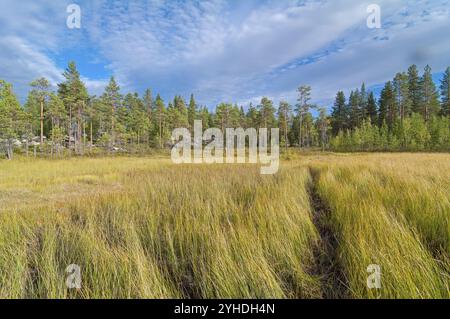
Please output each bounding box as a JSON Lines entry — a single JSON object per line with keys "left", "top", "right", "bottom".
{"left": 246, "top": 103, "right": 259, "bottom": 129}
{"left": 101, "top": 76, "right": 122, "bottom": 148}
{"left": 439, "top": 67, "right": 450, "bottom": 117}
{"left": 30, "top": 77, "right": 51, "bottom": 145}
{"left": 295, "top": 85, "right": 313, "bottom": 147}
{"left": 393, "top": 72, "right": 411, "bottom": 121}
{"left": 331, "top": 91, "right": 347, "bottom": 135}
{"left": 258, "top": 97, "right": 276, "bottom": 129}
{"left": 47, "top": 93, "right": 66, "bottom": 156}
{"left": 143, "top": 89, "right": 153, "bottom": 143}
{"left": 155, "top": 94, "right": 166, "bottom": 148}
{"left": 420, "top": 65, "right": 440, "bottom": 121}
{"left": 349, "top": 90, "right": 361, "bottom": 129}
{"left": 0, "top": 81, "right": 25, "bottom": 159}
{"left": 359, "top": 83, "right": 368, "bottom": 119}
{"left": 366, "top": 92, "right": 378, "bottom": 124}
{"left": 188, "top": 94, "right": 197, "bottom": 131}
{"left": 58, "top": 62, "right": 88, "bottom": 153}
{"left": 408, "top": 64, "right": 421, "bottom": 113}
{"left": 379, "top": 81, "right": 396, "bottom": 128}
{"left": 278, "top": 101, "right": 291, "bottom": 151}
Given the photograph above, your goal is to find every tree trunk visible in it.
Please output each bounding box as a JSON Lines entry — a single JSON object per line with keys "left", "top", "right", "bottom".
{"left": 159, "top": 117, "right": 162, "bottom": 148}
{"left": 68, "top": 105, "right": 72, "bottom": 151}
{"left": 40, "top": 99, "right": 44, "bottom": 145}
{"left": 83, "top": 121, "right": 86, "bottom": 153}
{"left": 6, "top": 142, "right": 13, "bottom": 160}
{"left": 298, "top": 114, "right": 303, "bottom": 148}
{"left": 90, "top": 121, "right": 93, "bottom": 153}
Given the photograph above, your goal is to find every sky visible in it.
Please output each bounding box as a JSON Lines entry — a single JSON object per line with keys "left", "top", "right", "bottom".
{"left": 0, "top": 0, "right": 449, "bottom": 110}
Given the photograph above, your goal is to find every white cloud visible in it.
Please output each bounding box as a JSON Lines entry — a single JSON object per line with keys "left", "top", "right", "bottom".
{"left": 0, "top": 0, "right": 449, "bottom": 108}
{"left": 0, "top": 36, "right": 63, "bottom": 99}
{"left": 0, "top": 0, "right": 107, "bottom": 100}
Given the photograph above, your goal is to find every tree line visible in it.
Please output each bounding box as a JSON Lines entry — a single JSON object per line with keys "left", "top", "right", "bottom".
{"left": 0, "top": 62, "right": 449, "bottom": 159}
{"left": 329, "top": 65, "right": 449, "bottom": 151}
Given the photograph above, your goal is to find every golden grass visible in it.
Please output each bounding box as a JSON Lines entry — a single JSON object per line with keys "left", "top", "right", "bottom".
{"left": 0, "top": 153, "right": 448, "bottom": 299}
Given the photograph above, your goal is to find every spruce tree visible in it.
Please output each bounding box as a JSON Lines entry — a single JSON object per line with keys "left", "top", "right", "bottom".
{"left": 30, "top": 78, "right": 51, "bottom": 145}
{"left": 359, "top": 83, "right": 368, "bottom": 119}
{"left": 349, "top": 90, "right": 361, "bottom": 129}
{"left": 420, "top": 65, "right": 440, "bottom": 121}
{"left": 440, "top": 67, "right": 450, "bottom": 117}
{"left": 258, "top": 97, "right": 276, "bottom": 129}
{"left": 143, "top": 89, "right": 153, "bottom": 145}
{"left": 0, "top": 81, "right": 25, "bottom": 159}
{"left": 393, "top": 72, "right": 411, "bottom": 121}
{"left": 367, "top": 92, "right": 378, "bottom": 124}
{"left": 58, "top": 62, "right": 88, "bottom": 153}
{"left": 188, "top": 94, "right": 197, "bottom": 130}
{"left": 101, "top": 76, "right": 122, "bottom": 148}
{"left": 331, "top": 91, "right": 347, "bottom": 135}
{"left": 155, "top": 94, "right": 166, "bottom": 148}
{"left": 408, "top": 65, "right": 421, "bottom": 113}
{"left": 278, "top": 101, "right": 291, "bottom": 150}
{"left": 379, "top": 81, "right": 396, "bottom": 128}
{"left": 295, "top": 85, "right": 313, "bottom": 147}
{"left": 246, "top": 103, "right": 259, "bottom": 129}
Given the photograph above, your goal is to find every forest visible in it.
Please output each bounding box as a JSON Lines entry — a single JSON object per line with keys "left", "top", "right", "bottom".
{"left": 0, "top": 62, "right": 449, "bottom": 159}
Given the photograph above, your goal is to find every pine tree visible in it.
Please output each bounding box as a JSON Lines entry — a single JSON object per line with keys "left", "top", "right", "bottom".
{"left": 199, "top": 106, "right": 211, "bottom": 130}
{"left": 58, "top": 62, "right": 88, "bottom": 153}
{"left": 85, "top": 95, "right": 97, "bottom": 152}
{"left": 420, "top": 65, "right": 440, "bottom": 121}
{"left": 440, "top": 67, "right": 450, "bottom": 117}
{"left": 155, "top": 94, "right": 166, "bottom": 148}
{"left": 331, "top": 91, "right": 347, "bottom": 135}
{"left": 125, "top": 93, "right": 149, "bottom": 146}
{"left": 379, "top": 81, "right": 396, "bottom": 128}
{"left": 359, "top": 83, "right": 368, "bottom": 119}
{"left": 408, "top": 65, "right": 421, "bottom": 113}
{"left": 0, "top": 81, "right": 25, "bottom": 159}
{"left": 143, "top": 89, "right": 153, "bottom": 143}
{"left": 24, "top": 88, "right": 41, "bottom": 137}
{"left": 278, "top": 101, "right": 291, "bottom": 150}
{"left": 349, "top": 90, "right": 361, "bottom": 129}
{"left": 295, "top": 85, "right": 314, "bottom": 147}
{"left": 47, "top": 93, "right": 66, "bottom": 156}
{"left": 239, "top": 106, "right": 246, "bottom": 128}
{"left": 173, "top": 95, "right": 188, "bottom": 128}
{"left": 246, "top": 103, "right": 259, "bottom": 129}
{"left": 316, "top": 107, "right": 329, "bottom": 151}
{"left": 30, "top": 78, "right": 51, "bottom": 145}
{"left": 101, "top": 76, "right": 122, "bottom": 148}
{"left": 367, "top": 92, "right": 378, "bottom": 124}
{"left": 188, "top": 94, "right": 197, "bottom": 131}
{"left": 393, "top": 72, "right": 411, "bottom": 121}
{"left": 258, "top": 97, "right": 276, "bottom": 130}
{"left": 215, "top": 103, "right": 231, "bottom": 132}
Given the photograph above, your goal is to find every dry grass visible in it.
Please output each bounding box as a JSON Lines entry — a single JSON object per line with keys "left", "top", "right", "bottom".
{"left": 0, "top": 153, "right": 448, "bottom": 298}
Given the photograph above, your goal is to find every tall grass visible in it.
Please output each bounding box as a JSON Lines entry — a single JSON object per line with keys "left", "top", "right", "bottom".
{"left": 0, "top": 160, "right": 321, "bottom": 298}
{"left": 313, "top": 158, "right": 450, "bottom": 298}
{"left": 0, "top": 153, "right": 448, "bottom": 299}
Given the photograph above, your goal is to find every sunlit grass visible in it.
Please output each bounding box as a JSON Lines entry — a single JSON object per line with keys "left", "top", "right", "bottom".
{"left": 0, "top": 153, "right": 448, "bottom": 298}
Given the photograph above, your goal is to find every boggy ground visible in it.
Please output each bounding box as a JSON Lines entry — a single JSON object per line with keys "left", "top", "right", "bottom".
{"left": 0, "top": 153, "right": 448, "bottom": 298}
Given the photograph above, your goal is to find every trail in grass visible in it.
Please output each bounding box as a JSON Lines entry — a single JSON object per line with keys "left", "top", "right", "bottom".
{"left": 307, "top": 167, "right": 349, "bottom": 299}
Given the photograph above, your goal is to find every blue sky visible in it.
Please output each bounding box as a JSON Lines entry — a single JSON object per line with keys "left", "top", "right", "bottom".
{"left": 0, "top": 0, "right": 449, "bottom": 110}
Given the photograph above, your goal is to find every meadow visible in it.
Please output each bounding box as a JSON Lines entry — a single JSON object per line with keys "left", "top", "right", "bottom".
{"left": 0, "top": 153, "right": 448, "bottom": 299}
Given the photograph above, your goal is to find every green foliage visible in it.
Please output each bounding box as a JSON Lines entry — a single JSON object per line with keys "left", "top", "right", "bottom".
{"left": 0, "top": 80, "right": 26, "bottom": 159}
{"left": 330, "top": 113, "right": 448, "bottom": 152}
{"left": 1, "top": 61, "right": 450, "bottom": 158}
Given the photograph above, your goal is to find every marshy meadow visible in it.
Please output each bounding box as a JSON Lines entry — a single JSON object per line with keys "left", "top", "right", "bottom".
{"left": 0, "top": 153, "right": 448, "bottom": 299}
